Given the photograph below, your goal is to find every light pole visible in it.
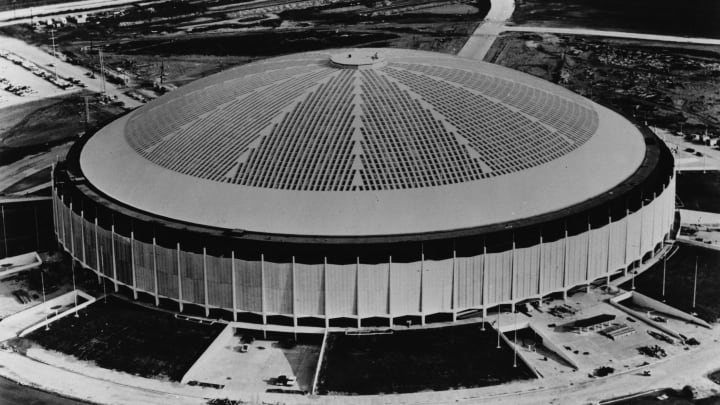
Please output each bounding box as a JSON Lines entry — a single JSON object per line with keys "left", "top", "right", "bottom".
{"left": 513, "top": 310, "right": 518, "bottom": 368}
{"left": 496, "top": 308, "right": 501, "bottom": 349}
{"left": 692, "top": 256, "right": 698, "bottom": 309}
{"left": 72, "top": 261, "right": 79, "bottom": 318}
{"left": 41, "top": 271, "right": 49, "bottom": 331}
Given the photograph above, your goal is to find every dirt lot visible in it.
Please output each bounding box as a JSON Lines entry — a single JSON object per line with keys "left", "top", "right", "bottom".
{"left": 487, "top": 32, "right": 720, "bottom": 138}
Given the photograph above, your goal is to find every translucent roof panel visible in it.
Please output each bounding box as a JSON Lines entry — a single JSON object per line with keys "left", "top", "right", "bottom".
{"left": 123, "top": 49, "right": 598, "bottom": 192}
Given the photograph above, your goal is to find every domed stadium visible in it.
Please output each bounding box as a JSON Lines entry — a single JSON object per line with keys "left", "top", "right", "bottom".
{"left": 52, "top": 48, "right": 675, "bottom": 329}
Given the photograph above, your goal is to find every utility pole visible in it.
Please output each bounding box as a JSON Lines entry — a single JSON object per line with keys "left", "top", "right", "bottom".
{"left": 50, "top": 29, "right": 58, "bottom": 81}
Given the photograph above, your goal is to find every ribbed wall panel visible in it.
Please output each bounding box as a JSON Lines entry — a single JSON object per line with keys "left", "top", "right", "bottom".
{"left": 641, "top": 200, "right": 654, "bottom": 255}
{"left": 455, "top": 255, "right": 483, "bottom": 309}
{"left": 608, "top": 219, "right": 626, "bottom": 272}
{"left": 96, "top": 227, "right": 114, "bottom": 277}
{"left": 133, "top": 239, "right": 155, "bottom": 292}
{"left": 155, "top": 245, "right": 179, "bottom": 299}
{"left": 294, "top": 263, "right": 324, "bottom": 316}
{"left": 514, "top": 245, "right": 540, "bottom": 299}
{"left": 421, "top": 258, "right": 453, "bottom": 313}
{"left": 325, "top": 263, "right": 357, "bottom": 317}
{"left": 566, "top": 232, "right": 588, "bottom": 286}
{"left": 71, "top": 212, "right": 83, "bottom": 257}
{"left": 652, "top": 196, "right": 664, "bottom": 248}
{"left": 234, "top": 259, "right": 262, "bottom": 312}
{"left": 390, "top": 261, "right": 421, "bottom": 315}
{"left": 62, "top": 204, "right": 71, "bottom": 251}
{"left": 263, "top": 261, "right": 293, "bottom": 314}
{"left": 626, "top": 210, "right": 642, "bottom": 262}
{"left": 52, "top": 172, "right": 676, "bottom": 322}
{"left": 540, "top": 238, "right": 564, "bottom": 294}
{"left": 206, "top": 255, "right": 232, "bottom": 308}
{"left": 180, "top": 251, "right": 204, "bottom": 303}
{"left": 82, "top": 218, "right": 97, "bottom": 268}
{"left": 358, "top": 263, "right": 389, "bottom": 316}
{"left": 588, "top": 225, "right": 609, "bottom": 280}
{"left": 113, "top": 234, "right": 132, "bottom": 285}
{"left": 484, "top": 251, "right": 512, "bottom": 305}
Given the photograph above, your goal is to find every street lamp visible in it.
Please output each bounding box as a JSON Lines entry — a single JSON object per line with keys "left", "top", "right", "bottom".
{"left": 496, "top": 308, "right": 501, "bottom": 349}
{"left": 692, "top": 256, "right": 698, "bottom": 309}
{"left": 513, "top": 310, "right": 518, "bottom": 368}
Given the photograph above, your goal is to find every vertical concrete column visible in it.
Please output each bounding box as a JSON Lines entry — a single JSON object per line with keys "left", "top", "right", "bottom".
{"left": 203, "top": 247, "right": 209, "bottom": 317}
{"left": 510, "top": 237, "right": 516, "bottom": 312}
{"left": 388, "top": 255, "right": 393, "bottom": 325}
{"left": 177, "top": 242, "right": 183, "bottom": 312}
{"left": 638, "top": 199, "right": 644, "bottom": 263}
{"left": 355, "top": 256, "right": 361, "bottom": 328}
{"left": 57, "top": 195, "right": 64, "bottom": 243}
{"left": 69, "top": 202, "right": 75, "bottom": 254}
{"left": 94, "top": 217, "right": 100, "bottom": 284}
{"left": 152, "top": 237, "right": 159, "bottom": 306}
{"left": 260, "top": 254, "right": 266, "bottom": 326}
{"left": 0, "top": 206, "right": 6, "bottom": 259}
{"left": 451, "top": 249, "right": 457, "bottom": 322}
{"left": 80, "top": 210, "right": 86, "bottom": 263}
{"left": 420, "top": 250, "right": 425, "bottom": 325}
{"left": 562, "top": 227, "right": 569, "bottom": 301}
{"left": 481, "top": 243, "right": 488, "bottom": 322}
{"left": 537, "top": 233, "right": 543, "bottom": 298}
{"left": 323, "top": 256, "right": 329, "bottom": 328}
{"left": 110, "top": 223, "right": 118, "bottom": 292}
{"left": 651, "top": 192, "right": 657, "bottom": 254}
{"left": 231, "top": 251, "right": 237, "bottom": 322}
{"left": 606, "top": 214, "right": 612, "bottom": 284}
{"left": 585, "top": 220, "right": 591, "bottom": 292}
{"left": 130, "top": 231, "right": 138, "bottom": 299}
{"left": 291, "top": 256, "right": 297, "bottom": 328}
{"left": 624, "top": 207, "right": 630, "bottom": 276}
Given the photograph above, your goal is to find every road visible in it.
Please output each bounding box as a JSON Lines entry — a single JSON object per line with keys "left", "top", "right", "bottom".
{"left": 0, "top": 35, "right": 141, "bottom": 109}
{"left": 458, "top": 0, "right": 720, "bottom": 61}
{"left": 457, "top": 0, "right": 514, "bottom": 60}
{"left": 502, "top": 26, "right": 720, "bottom": 46}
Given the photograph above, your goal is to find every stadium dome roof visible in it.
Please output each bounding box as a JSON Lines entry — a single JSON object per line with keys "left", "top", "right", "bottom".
{"left": 80, "top": 48, "right": 645, "bottom": 238}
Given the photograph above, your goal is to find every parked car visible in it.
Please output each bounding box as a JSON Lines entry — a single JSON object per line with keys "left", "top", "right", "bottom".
{"left": 276, "top": 375, "right": 296, "bottom": 386}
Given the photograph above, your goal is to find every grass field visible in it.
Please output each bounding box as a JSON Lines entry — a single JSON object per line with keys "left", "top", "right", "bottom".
{"left": 316, "top": 323, "right": 535, "bottom": 395}
{"left": 620, "top": 244, "right": 720, "bottom": 323}
{"left": 23, "top": 296, "right": 224, "bottom": 381}
{"left": 676, "top": 171, "right": 720, "bottom": 214}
